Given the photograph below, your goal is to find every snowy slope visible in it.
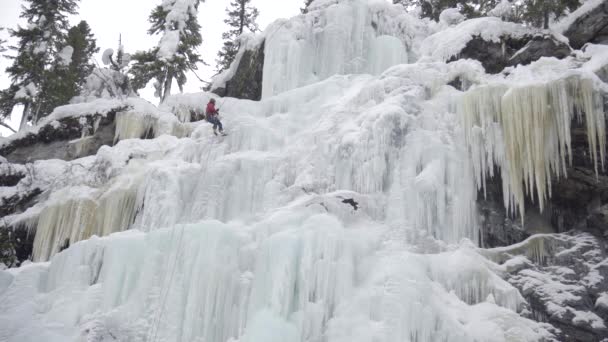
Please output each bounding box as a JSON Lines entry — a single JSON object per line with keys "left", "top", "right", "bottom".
{"left": 2, "top": 0, "right": 608, "bottom": 341}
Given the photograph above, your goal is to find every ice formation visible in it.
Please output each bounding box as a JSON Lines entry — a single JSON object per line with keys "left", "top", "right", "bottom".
{"left": 459, "top": 70, "right": 606, "bottom": 216}
{"left": 2, "top": 0, "right": 607, "bottom": 341}
{"left": 259, "top": 0, "right": 427, "bottom": 97}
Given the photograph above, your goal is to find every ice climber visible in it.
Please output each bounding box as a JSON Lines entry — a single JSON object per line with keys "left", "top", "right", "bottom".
{"left": 206, "top": 98, "right": 227, "bottom": 136}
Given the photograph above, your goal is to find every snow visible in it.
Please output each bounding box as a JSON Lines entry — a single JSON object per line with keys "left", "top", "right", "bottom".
{"left": 439, "top": 8, "right": 464, "bottom": 26}
{"left": 488, "top": 0, "right": 513, "bottom": 19}
{"left": 155, "top": 0, "right": 199, "bottom": 61}
{"left": 101, "top": 48, "right": 114, "bottom": 65}
{"left": 14, "top": 82, "right": 38, "bottom": 100}
{"left": 419, "top": 17, "right": 534, "bottom": 62}
{"left": 58, "top": 45, "right": 73, "bottom": 66}
{"left": 596, "top": 292, "right": 608, "bottom": 309}
{"left": 157, "top": 30, "right": 180, "bottom": 61}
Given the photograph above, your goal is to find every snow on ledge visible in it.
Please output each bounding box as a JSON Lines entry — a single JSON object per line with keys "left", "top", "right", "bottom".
{"left": 419, "top": 17, "right": 535, "bottom": 62}
{"left": 0, "top": 98, "right": 171, "bottom": 150}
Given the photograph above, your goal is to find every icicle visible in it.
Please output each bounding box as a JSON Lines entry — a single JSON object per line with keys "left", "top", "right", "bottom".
{"left": 32, "top": 193, "right": 98, "bottom": 262}
{"left": 114, "top": 111, "right": 157, "bottom": 142}
{"left": 459, "top": 75, "right": 606, "bottom": 217}
{"left": 31, "top": 179, "right": 141, "bottom": 261}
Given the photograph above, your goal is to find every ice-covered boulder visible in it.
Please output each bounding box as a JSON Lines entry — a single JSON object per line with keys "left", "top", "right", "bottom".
{"left": 560, "top": 0, "right": 608, "bottom": 49}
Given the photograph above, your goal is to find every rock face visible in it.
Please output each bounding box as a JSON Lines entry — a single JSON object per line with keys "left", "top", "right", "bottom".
{"left": 491, "top": 233, "right": 608, "bottom": 341}
{"left": 563, "top": 0, "right": 608, "bottom": 49}
{"left": 0, "top": 110, "right": 119, "bottom": 164}
{"left": 451, "top": 34, "right": 571, "bottom": 74}
{"left": 212, "top": 40, "right": 265, "bottom": 101}
{"left": 508, "top": 35, "right": 572, "bottom": 67}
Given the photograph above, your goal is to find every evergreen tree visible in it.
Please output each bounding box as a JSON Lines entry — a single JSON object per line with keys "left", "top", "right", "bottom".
{"left": 130, "top": 0, "right": 203, "bottom": 103}
{"left": 215, "top": 0, "right": 260, "bottom": 74}
{"left": 393, "top": 0, "right": 492, "bottom": 20}
{"left": 39, "top": 21, "right": 98, "bottom": 115}
{"left": 302, "top": 0, "right": 314, "bottom": 13}
{"left": 82, "top": 36, "right": 134, "bottom": 100}
{"left": 518, "top": 0, "right": 580, "bottom": 28}
{"left": 0, "top": 28, "right": 7, "bottom": 53}
{"left": 0, "top": 0, "right": 79, "bottom": 127}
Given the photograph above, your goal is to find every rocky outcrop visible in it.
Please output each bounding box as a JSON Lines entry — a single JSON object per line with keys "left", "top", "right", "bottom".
{"left": 508, "top": 34, "right": 572, "bottom": 67}
{"left": 0, "top": 225, "right": 34, "bottom": 268}
{"left": 490, "top": 233, "right": 608, "bottom": 341}
{"left": 563, "top": 0, "right": 608, "bottom": 49}
{"left": 451, "top": 34, "right": 571, "bottom": 74}
{"left": 212, "top": 40, "right": 265, "bottom": 101}
{"left": 0, "top": 109, "right": 120, "bottom": 164}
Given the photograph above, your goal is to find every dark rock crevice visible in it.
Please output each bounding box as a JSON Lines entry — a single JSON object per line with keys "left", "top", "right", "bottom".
{"left": 212, "top": 40, "right": 265, "bottom": 101}
{"left": 450, "top": 33, "right": 571, "bottom": 74}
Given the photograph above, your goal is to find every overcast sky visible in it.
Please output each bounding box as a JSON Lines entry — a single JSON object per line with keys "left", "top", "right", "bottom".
{"left": 0, "top": 0, "right": 302, "bottom": 135}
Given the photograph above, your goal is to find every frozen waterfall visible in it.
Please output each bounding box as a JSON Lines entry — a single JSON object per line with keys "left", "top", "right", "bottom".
{"left": 2, "top": 0, "right": 606, "bottom": 341}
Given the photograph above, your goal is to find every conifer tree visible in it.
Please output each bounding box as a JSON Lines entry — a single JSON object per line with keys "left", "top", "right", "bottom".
{"left": 0, "top": 28, "right": 7, "bottom": 53}
{"left": 518, "top": 0, "right": 580, "bottom": 28}
{"left": 215, "top": 0, "right": 260, "bottom": 74}
{"left": 39, "top": 21, "right": 98, "bottom": 115}
{"left": 130, "top": 0, "right": 203, "bottom": 103}
{"left": 82, "top": 36, "right": 134, "bottom": 100}
{"left": 0, "top": 0, "right": 79, "bottom": 127}
{"left": 393, "top": 0, "right": 481, "bottom": 20}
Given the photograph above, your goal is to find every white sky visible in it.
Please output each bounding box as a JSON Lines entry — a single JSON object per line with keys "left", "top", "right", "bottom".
{"left": 0, "top": 0, "right": 302, "bottom": 135}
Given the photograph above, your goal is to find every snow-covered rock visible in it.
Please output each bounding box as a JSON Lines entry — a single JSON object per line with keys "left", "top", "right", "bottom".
{"left": 558, "top": 0, "right": 608, "bottom": 49}
{"left": 486, "top": 233, "right": 608, "bottom": 340}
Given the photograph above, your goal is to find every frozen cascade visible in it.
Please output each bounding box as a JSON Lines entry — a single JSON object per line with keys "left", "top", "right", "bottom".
{"left": 261, "top": 0, "right": 423, "bottom": 98}
{"left": 0, "top": 1, "right": 587, "bottom": 340}
{"left": 30, "top": 175, "right": 142, "bottom": 261}
{"left": 459, "top": 74, "right": 606, "bottom": 216}
{"left": 114, "top": 110, "right": 193, "bottom": 142}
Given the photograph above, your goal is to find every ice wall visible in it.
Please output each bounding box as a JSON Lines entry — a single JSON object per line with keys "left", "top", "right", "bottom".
{"left": 260, "top": 0, "right": 425, "bottom": 98}
{"left": 1, "top": 213, "right": 550, "bottom": 342}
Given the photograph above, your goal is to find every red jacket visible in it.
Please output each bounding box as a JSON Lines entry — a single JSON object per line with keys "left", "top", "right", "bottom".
{"left": 206, "top": 102, "right": 218, "bottom": 117}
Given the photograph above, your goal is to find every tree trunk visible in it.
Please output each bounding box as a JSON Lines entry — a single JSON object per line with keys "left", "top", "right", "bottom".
{"left": 543, "top": 8, "right": 550, "bottom": 29}
{"left": 161, "top": 69, "right": 174, "bottom": 103}
{"left": 19, "top": 103, "right": 30, "bottom": 131}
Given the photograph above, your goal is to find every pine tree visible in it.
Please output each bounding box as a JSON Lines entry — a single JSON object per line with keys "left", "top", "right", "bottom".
{"left": 83, "top": 36, "right": 134, "bottom": 100}
{"left": 130, "top": 0, "right": 203, "bottom": 103}
{"left": 215, "top": 0, "right": 260, "bottom": 74}
{"left": 39, "top": 21, "right": 98, "bottom": 115}
{"left": 518, "top": 0, "right": 580, "bottom": 28}
{"left": 302, "top": 0, "right": 314, "bottom": 13}
{"left": 0, "top": 28, "right": 7, "bottom": 53}
{"left": 393, "top": 0, "right": 491, "bottom": 20}
{"left": 0, "top": 0, "right": 79, "bottom": 127}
